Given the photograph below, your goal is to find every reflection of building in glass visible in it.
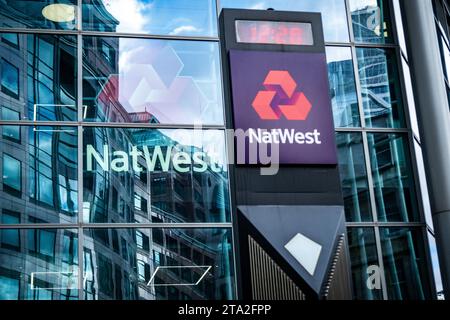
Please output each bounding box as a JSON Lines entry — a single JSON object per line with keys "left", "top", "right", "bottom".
{"left": 0, "top": 228, "right": 78, "bottom": 300}
{"left": 357, "top": 47, "right": 403, "bottom": 128}
{"left": 0, "top": 125, "right": 78, "bottom": 224}
{"left": 79, "top": 4, "right": 233, "bottom": 299}
{"left": 83, "top": 228, "right": 234, "bottom": 300}
{"left": 351, "top": 4, "right": 389, "bottom": 43}
{"left": 327, "top": 56, "right": 359, "bottom": 127}
{"left": 0, "top": 32, "right": 77, "bottom": 121}
{"left": 82, "top": 125, "right": 232, "bottom": 299}
{"left": 0, "top": 1, "right": 234, "bottom": 300}
{"left": 83, "top": 0, "right": 120, "bottom": 33}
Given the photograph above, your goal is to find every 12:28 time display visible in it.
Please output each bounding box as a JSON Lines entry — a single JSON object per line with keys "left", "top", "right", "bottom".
{"left": 235, "top": 20, "right": 314, "bottom": 45}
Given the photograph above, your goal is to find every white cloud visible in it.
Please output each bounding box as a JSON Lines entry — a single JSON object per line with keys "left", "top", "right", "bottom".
{"left": 250, "top": 2, "right": 267, "bottom": 10}
{"left": 169, "top": 25, "right": 202, "bottom": 36}
{"left": 103, "top": 0, "right": 152, "bottom": 33}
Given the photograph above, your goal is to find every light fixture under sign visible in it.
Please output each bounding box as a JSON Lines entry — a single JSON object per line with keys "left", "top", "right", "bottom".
{"left": 42, "top": 4, "right": 76, "bottom": 23}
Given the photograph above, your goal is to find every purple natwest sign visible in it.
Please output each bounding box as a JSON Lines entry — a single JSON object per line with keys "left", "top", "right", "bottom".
{"left": 230, "top": 49, "right": 337, "bottom": 165}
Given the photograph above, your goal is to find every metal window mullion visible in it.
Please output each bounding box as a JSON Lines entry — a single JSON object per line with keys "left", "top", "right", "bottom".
{"left": 362, "top": 127, "right": 390, "bottom": 299}
{"left": 374, "top": 226, "right": 389, "bottom": 300}
{"left": 0, "top": 120, "right": 227, "bottom": 130}
{"left": 388, "top": 0, "right": 401, "bottom": 49}
{"left": 216, "top": 0, "right": 221, "bottom": 19}
{"left": 345, "top": 0, "right": 355, "bottom": 44}
{"left": 77, "top": 0, "right": 82, "bottom": 32}
{"left": 0, "top": 28, "right": 79, "bottom": 35}
{"left": 335, "top": 127, "right": 409, "bottom": 133}
{"left": 77, "top": 122, "right": 226, "bottom": 130}
{"left": 0, "top": 223, "right": 234, "bottom": 229}
{"left": 0, "top": 28, "right": 220, "bottom": 42}
{"left": 350, "top": 45, "right": 366, "bottom": 129}
{"left": 79, "top": 30, "right": 220, "bottom": 42}
{"left": 76, "top": 4, "right": 84, "bottom": 293}
{"left": 361, "top": 132, "right": 379, "bottom": 222}
{"left": 346, "top": 222, "right": 426, "bottom": 228}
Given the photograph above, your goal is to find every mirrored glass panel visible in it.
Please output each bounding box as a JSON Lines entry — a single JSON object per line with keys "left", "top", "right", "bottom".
{"left": 356, "top": 48, "right": 405, "bottom": 128}
{"left": 367, "top": 133, "right": 419, "bottom": 222}
{"left": 0, "top": 1, "right": 78, "bottom": 30}
{"left": 83, "top": 128, "right": 229, "bottom": 223}
{"left": 0, "top": 33, "right": 77, "bottom": 122}
{"left": 82, "top": 0, "right": 218, "bottom": 37}
{"left": 0, "top": 125, "right": 78, "bottom": 224}
{"left": 349, "top": 0, "right": 393, "bottom": 43}
{"left": 380, "top": 228, "right": 432, "bottom": 300}
{"left": 347, "top": 227, "right": 382, "bottom": 300}
{"left": 0, "top": 228, "right": 78, "bottom": 300}
{"left": 220, "top": 0, "right": 350, "bottom": 42}
{"left": 82, "top": 37, "right": 223, "bottom": 125}
{"left": 336, "top": 133, "right": 372, "bottom": 222}
{"left": 83, "top": 228, "right": 235, "bottom": 300}
{"left": 427, "top": 233, "right": 444, "bottom": 299}
{"left": 327, "top": 46, "right": 360, "bottom": 128}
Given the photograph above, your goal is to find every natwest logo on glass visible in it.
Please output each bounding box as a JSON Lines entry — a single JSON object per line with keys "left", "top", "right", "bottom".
{"left": 229, "top": 50, "right": 337, "bottom": 165}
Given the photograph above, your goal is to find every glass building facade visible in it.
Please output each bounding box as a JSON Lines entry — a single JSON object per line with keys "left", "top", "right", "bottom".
{"left": 0, "top": 0, "right": 441, "bottom": 300}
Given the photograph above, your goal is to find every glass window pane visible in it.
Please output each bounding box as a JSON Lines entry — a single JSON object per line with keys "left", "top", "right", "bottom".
{"left": 368, "top": 133, "right": 419, "bottom": 222}
{"left": 0, "top": 1, "right": 77, "bottom": 30}
{"left": 0, "top": 229, "right": 78, "bottom": 300}
{"left": 83, "top": 228, "right": 235, "bottom": 300}
{"left": 2, "top": 33, "right": 19, "bottom": 48}
{"left": 0, "top": 270, "right": 20, "bottom": 300}
{"left": 0, "top": 33, "right": 77, "bottom": 121}
{"left": 220, "top": 0, "right": 350, "bottom": 42}
{"left": 1, "top": 107, "right": 20, "bottom": 142}
{"left": 1, "top": 58, "right": 19, "bottom": 98}
{"left": 439, "top": 35, "right": 450, "bottom": 81}
{"left": 392, "top": 0, "right": 407, "bottom": 58}
{"left": 326, "top": 47, "right": 360, "bottom": 128}
{"left": 2, "top": 153, "right": 21, "bottom": 194}
{"left": 1, "top": 126, "right": 78, "bottom": 224}
{"left": 336, "top": 133, "right": 372, "bottom": 222}
{"left": 380, "top": 228, "right": 432, "bottom": 300}
{"left": 1, "top": 210, "right": 20, "bottom": 251}
{"left": 402, "top": 59, "right": 420, "bottom": 139}
{"left": 347, "top": 228, "right": 383, "bottom": 299}
{"left": 349, "top": 0, "right": 393, "bottom": 43}
{"left": 427, "top": 233, "right": 445, "bottom": 300}
{"left": 82, "top": 37, "right": 223, "bottom": 125}
{"left": 356, "top": 48, "right": 405, "bottom": 128}
{"left": 83, "top": 127, "right": 230, "bottom": 223}
{"left": 414, "top": 142, "right": 433, "bottom": 229}
{"left": 82, "top": 0, "right": 217, "bottom": 37}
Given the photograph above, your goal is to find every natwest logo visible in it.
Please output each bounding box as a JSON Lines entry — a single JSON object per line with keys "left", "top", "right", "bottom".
{"left": 229, "top": 50, "right": 337, "bottom": 165}
{"left": 252, "top": 70, "right": 312, "bottom": 121}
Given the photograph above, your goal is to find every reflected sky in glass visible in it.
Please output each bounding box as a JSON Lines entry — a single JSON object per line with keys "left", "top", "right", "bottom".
{"left": 82, "top": 0, "right": 218, "bottom": 36}
{"left": 349, "top": 0, "right": 393, "bottom": 43}
{"left": 326, "top": 46, "right": 360, "bottom": 128}
{"left": 83, "top": 37, "right": 223, "bottom": 125}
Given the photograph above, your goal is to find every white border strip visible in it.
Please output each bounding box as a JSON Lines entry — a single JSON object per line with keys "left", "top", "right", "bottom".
{"left": 30, "top": 271, "right": 78, "bottom": 290}
{"left": 147, "top": 265, "right": 212, "bottom": 287}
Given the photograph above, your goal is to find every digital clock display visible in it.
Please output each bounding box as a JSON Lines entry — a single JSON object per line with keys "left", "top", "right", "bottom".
{"left": 235, "top": 20, "right": 314, "bottom": 46}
